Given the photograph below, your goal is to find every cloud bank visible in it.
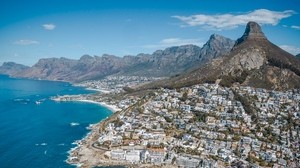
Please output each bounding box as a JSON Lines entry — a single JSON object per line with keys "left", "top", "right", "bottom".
{"left": 42, "top": 23, "right": 56, "bottom": 30}
{"left": 173, "top": 9, "right": 295, "bottom": 30}
{"left": 14, "top": 40, "right": 39, "bottom": 45}
{"left": 280, "top": 45, "right": 300, "bottom": 55}
{"left": 143, "top": 38, "right": 204, "bottom": 49}
{"left": 291, "top": 25, "right": 300, "bottom": 30}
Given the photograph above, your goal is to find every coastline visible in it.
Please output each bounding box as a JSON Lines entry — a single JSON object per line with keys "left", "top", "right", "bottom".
{"left": 65, "top": 96, "right": 124, "bottom": 167}
{"left": 75, "top": 99, "right": 121, "bottom": 113}
{"left": 63, "top": 86, "right": 129, "bottom": 167}
{"left": 67, "top": 118, "right": 113, "bottom": 168}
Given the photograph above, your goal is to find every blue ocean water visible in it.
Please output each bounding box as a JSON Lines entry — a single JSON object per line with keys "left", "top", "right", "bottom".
{"left": 0, "top": 75, "right": 112, "bottom": 168}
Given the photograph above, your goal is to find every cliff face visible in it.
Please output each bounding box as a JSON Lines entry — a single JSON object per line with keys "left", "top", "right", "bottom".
{"left": 4, "top": 34, "right": 234, "bottom": 82}
{"left": 146, "top": 21, "right": 300, "bottom": 91}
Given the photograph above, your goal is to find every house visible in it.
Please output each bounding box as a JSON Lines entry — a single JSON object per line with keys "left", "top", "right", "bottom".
{"left": 278, "top": 158, "right": 287, "bottom": 166}
{"left": 206, "top": 116, "right": 216, "bottom": 125}
{"left": 180, "top": 104, "right": 191, "bottom": 112}
{"left": 147, "top": 149, "right": 165, "bottom": 164}
{"left": 241, "top": 137, "right": 252, "bottom": 144}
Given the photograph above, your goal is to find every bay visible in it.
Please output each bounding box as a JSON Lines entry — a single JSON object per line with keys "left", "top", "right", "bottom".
{"left": 0, "top": 75, "right": 112, "bottom": 168}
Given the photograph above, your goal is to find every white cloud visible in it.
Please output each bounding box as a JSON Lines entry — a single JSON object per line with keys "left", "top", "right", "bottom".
{"left": 291, "top": 25, "right": 300, "bottom": 30}
{"left": 14, "top": 40, "right": 39, "bottom": 45}
{"left": 143, "top": 38, "right": 204, "bottom": 49}
{"left": 42, "top": 23, "right": 56, "bottom": 30}
{"left": 280, "top": 45, "right": 300, "bottom": 55}
{"left": 173, "top": 9, "right": 295, "bottom": 30}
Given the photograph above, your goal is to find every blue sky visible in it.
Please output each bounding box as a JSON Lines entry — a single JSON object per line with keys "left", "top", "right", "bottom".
{"left": 0, "top": 0, "right": 299, "bottom": 66}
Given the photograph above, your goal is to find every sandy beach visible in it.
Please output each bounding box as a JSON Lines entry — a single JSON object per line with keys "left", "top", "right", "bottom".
{"left": 73, "top": 99, "right": 122, "bottom": 112}
{"left": 85, "top": 88, "right": 111, "bottom": 94}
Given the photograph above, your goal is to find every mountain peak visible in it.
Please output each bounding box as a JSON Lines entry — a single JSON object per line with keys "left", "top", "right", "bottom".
{"left": 235, "top": 21, "right": 266, "bottom": 46}
{"left": 208, "top": 34, "right": 228, "bottom": 42}
{"left": 244, "top": 21, "right": 265, "bottom": 37}
{"left": 210, "top": 33, "right": 222, "bottom": 39}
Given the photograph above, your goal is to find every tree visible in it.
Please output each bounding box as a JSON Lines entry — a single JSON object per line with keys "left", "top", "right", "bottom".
{"left": 123, "top": 86, "right": 134, "bottom": 93}
{"left": 172, "top": 157, "right": 176, "bottom": 164}
{"left": 180, "top": 92, "right": 188, "bottom": 101}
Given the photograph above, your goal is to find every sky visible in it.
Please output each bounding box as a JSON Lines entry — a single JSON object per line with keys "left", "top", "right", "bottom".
{"left": 0, "top": 0, "right": 299, "bottom": 66}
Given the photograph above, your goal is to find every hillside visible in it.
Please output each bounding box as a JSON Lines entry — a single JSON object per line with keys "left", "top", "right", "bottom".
{"left": 143, "top": 21, "right": 300, "bottom": 91}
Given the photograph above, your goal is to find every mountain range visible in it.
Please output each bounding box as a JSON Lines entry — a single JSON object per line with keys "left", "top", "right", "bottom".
{"left": 1, "top": 21, "right": 299, "bottom": 91}
{"left": 143, "top": 21, "right": 300, "bottom": 91}
{"left": 0, "top": 34, "right": 234, "bottom": 82}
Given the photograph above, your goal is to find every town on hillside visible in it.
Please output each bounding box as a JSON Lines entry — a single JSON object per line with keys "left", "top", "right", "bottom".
{"left": 59, "top": 76, "right": 300, "bottom": 168}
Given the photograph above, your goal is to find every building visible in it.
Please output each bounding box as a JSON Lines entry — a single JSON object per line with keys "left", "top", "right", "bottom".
{"left": 176, "top": 156, "right": 200, "bottom": 168}
{"left": 125, "top": 150, "right": 141, "bottom": 163}
{"left": 111, "top": 149, "right": 125, "bottom": 160}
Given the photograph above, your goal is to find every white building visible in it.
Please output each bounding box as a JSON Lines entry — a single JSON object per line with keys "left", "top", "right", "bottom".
{"left": 125, "top": 150, "right": 141, "bottom": 163}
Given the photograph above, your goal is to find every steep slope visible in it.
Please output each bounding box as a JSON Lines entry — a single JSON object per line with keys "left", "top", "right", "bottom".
{"left": 296, "top": 54, "right": 300, "bottom": 59}
{"left": 0, "top": 62, "right": 29, "bottom": 76}
{"left": 146, "top": 21, "right": 300, "bottom": 91}
{"left": 9, "top": 35, "right": 234, "bottom": 82}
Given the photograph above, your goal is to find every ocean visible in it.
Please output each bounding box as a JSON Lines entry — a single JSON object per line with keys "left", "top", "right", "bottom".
{"left": 0, "top": 75, "right": 112, "bottom": 168}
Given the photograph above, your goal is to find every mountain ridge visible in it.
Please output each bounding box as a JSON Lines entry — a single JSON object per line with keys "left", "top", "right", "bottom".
{"left": 0, "top": 34, "right": 235, "bottom": 82}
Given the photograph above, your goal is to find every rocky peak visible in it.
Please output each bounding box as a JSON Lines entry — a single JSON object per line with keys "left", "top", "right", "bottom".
{"left": 79, "top": 55, "right": 94, "bottom": 61}
{"left": 209, "top": 34, "right": 226, "bottom": 41}
{"left": 235, "top": 21, "right": 266, "bottom": 46}
{"left": 199, "top": 34, "right": 235, "bottom": 60}
{"left": 244, "top": 22, "right": 265, "bottom": 37}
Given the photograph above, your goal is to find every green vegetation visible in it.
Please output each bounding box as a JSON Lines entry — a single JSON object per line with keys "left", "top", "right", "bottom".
{"left": 268, "top": 57, "right": 300, "bottom": 76}
{"left": 219, "top": 70, "right": 250, "bottom": 87}
{"left": 233, "top": 90, "right": 256, "bottom": 115}
{"left": 180, "top": 92, "right": 188, "bottom": 101}
{"left": 123, "top": 86, "right": 135, "bottom": 93}
{"left": 194, "top": 112, "right": 208, "bottom": 122}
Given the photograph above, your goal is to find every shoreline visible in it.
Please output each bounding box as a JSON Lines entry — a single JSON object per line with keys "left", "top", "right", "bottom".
{"left": 64, "top": 87, "right": 124, "bottom": 167}
{"left": 66, "top": 121, "right": 106, "bottom": 168}
{"left": 65, "top": 98, "right": 124, "bottom": 167}
{"left": 75, "top": 99, "right": 121, "bottom": 113}
{"left": 85, "top": 88, "right": 111, "bottom": 94}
